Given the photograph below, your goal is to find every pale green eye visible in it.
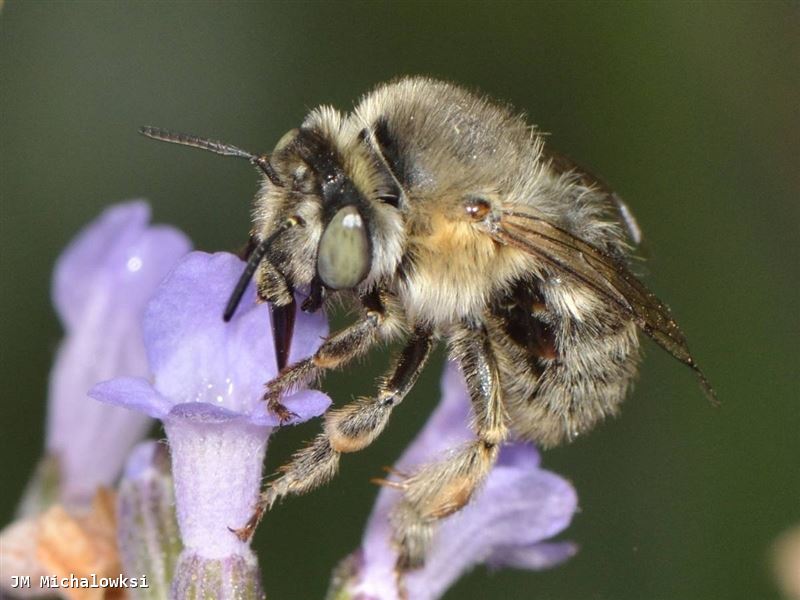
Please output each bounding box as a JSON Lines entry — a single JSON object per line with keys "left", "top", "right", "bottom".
{"left": 317, "top": 205, "right": 371, "bottom": 290}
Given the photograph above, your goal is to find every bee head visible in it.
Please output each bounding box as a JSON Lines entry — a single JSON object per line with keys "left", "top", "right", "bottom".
{"left": 270, "top": 127, "right": 377, "bottom": 292}
{"left": 138, "top": 122, "right": 402, "bottom": 315}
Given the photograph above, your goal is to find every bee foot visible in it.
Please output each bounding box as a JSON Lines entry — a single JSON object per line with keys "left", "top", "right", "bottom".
{"left": 228, "top": 506, "right": 263, "bottom": 542}
{"left": 262, "top": 385, "right": 300, "bottom": 424}
{"left": 269, "top": 401, "right": 299, "bottom": 424}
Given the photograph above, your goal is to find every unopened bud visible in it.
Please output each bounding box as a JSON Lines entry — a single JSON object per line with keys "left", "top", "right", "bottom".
{"left": 117, "top": 441, "right": 182, "bottom": 599}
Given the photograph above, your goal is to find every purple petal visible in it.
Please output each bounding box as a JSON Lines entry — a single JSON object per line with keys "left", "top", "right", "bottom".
{"left": 142, "top": 251, "right": 329, "bottom": 419}
{"left": 46, "top": 201, "right": 190, "bottom": 505}
{"left": 288, "top": 297, "right": 329, "bottom": 365}
{"left": 486, "top": 541, "right": 578, "bottom": 571}
{"left": 403, "top": 466, "right": 577, "bottom": 600}
{"left": 53, "top": 201, "right": 148, "bottom": 329}
{"left": 90, "top": 377, "right": 172, "bottom": 419}
{"left": 352, "top": 362, "right": 577, "bottom": 600}
{"left": 497, "top": 442, "right": 541, "bottom": 469}
{"left": 143, "top": 252, "right": 272, "bottom": 414}
{"left": 53, "top": 201, "right": 190, "bottom": 331}
{"left": 249, "top": 390, "right": 332, "bottom": 427}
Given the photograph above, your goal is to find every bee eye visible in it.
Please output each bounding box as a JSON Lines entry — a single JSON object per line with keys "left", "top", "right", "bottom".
{"left": 317, "top": 205, "right": 371, "bottom": 290}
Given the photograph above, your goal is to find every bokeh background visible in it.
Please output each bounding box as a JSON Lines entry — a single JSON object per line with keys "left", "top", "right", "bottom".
{"left": 1, "top": 2, "right": 798, "bottom": 599}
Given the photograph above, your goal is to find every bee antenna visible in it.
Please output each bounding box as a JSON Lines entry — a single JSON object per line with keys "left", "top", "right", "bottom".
{"left": 223, "top": 221, "right": 295, "bottom": 321}
{"left": 223, "top": 238, "right": 270, "bottom": 322}
{"left": 139, "top": 126, "right": 283, "bottom": 187}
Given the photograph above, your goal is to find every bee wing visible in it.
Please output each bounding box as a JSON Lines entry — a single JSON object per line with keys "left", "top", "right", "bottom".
{"left": 493, "top": 211, "right": 717, "bottom": 404}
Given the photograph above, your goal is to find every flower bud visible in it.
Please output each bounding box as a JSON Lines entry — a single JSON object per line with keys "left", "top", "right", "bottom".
{"left": 117, "top": 441, "right": 182, "bottom": 599}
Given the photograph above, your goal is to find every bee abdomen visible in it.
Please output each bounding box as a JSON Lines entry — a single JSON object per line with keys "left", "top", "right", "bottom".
{"left": 491, "top": 278, "right": 641, "bottom": 447}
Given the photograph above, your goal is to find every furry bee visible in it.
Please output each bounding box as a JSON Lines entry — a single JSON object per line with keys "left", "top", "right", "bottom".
{"left": 141, "top": 76, "right": 715, "bottom": 570}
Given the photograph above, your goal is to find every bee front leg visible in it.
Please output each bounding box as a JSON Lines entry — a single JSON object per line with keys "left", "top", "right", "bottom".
{"left": 232, "top": 293, "right": 407, "bottom": 541}
{"left": 390, "top": 321, "right": 509, "bottom": 571}
{"left": 324, "top": 326, "right": 433, "bottom": 453}
{"left": 233, "top": 326, "right": 432, "bottom": 544}
{"left": 262, "top": 290, "right": 387, "bottom": 421}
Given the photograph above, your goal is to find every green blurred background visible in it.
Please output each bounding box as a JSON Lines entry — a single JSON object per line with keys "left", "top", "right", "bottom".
{"left": 1, "top": 2, "right": 798, "bottom": 599}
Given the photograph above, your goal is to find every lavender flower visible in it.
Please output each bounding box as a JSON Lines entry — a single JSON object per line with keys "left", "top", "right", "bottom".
{"left": 91, "top": 251, "right": 331, "bottom": 599}
{"left": 46, "top": 200, "right": 191, "bottom": 507}
{"left": 331, "top": 363, "right": 578, "bottom": 600}
{"left": 1, "top": 200, "right": 189, "bottom": 598}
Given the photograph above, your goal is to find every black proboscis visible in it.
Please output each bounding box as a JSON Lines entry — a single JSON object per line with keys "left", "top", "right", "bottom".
{"left": 271, "top": 299, "right": 296, "bottom": 372}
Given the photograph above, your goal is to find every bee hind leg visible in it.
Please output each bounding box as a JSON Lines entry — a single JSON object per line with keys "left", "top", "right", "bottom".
{"left": 391, "top": 321, "right": 508, "bottom": 571}
{"left": 389, "top": 439, "right": 500, "bottom": 570}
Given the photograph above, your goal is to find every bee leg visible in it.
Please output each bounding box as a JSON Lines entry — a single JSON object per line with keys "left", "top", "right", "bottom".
{"left": 324, "top": 326, "right": 433, "bottom": 452}
{"left": 391, "top": 321, "right": 508, "bottom": 571}
{"left": 448, "top": 322, "right": 508, "bottom": 441}
{"left": 256, "top": 258, "right": 294, "bottom": 306}
{"left": 232, "top": 293, "right": 398, "bottom": 539}
{"left": 389, "top": 440, "right": 500, "bottom": 569}
{"left": 233, "top": 327, "right": 431, "bottom": 542}
{"left": 262, "top": 290, "right": 389, "bottom": 421}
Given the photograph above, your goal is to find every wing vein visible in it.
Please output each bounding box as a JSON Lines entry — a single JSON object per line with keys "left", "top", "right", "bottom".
{"left": 493, "top": 210, "right": 717, "bottom": 405}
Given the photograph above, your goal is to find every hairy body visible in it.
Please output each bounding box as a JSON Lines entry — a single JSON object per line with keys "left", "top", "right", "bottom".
{"left": 142, "top": 77, "right": 713, "bottom": 572}
{"left": 257, "top": 78, "right": 640, "bottom": 447}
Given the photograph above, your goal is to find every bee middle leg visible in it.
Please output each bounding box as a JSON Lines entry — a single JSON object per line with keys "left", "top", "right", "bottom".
{"left": 390, "top": 321, "right": 508, "bottom": 570}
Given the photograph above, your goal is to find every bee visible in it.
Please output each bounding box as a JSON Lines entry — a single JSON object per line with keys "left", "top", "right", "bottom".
{"left": 141, "top": 76, "right": 716, "bottom": 570}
